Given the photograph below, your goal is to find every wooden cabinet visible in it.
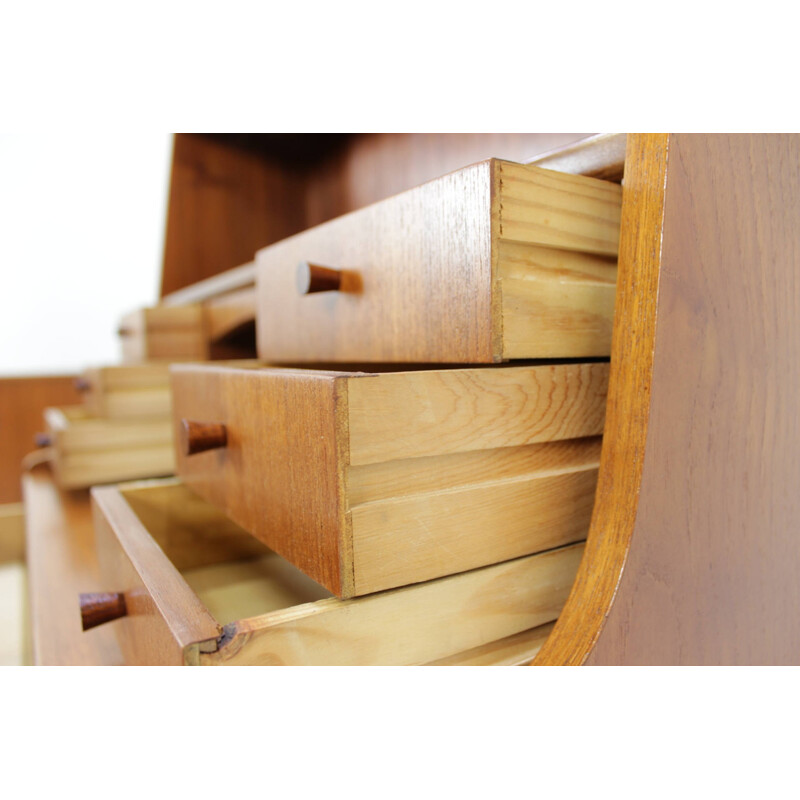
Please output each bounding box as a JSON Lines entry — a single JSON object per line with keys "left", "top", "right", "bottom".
{"left": 22, "top": 133, "right": 800, "bottom": 666}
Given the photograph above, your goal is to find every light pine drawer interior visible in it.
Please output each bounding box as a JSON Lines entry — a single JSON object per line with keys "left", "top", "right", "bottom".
{"left": 256, "top": 159, "right": 620, "bottom": 364}
{"left": 172, "top": 361, "right": 608, "bottom": 597}
{"left": 89, "top": 478, "right": 583, "bottom": 666}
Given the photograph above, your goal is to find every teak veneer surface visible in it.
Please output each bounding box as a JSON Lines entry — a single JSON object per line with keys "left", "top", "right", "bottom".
{"left": 536, "top": 133, "right": 800, "bottom": 665}
{"left": 23, "top": 462, "right": 123, "bottom": 666}
{"left": 0, "top": 376, "right": 82, "bottom": 504}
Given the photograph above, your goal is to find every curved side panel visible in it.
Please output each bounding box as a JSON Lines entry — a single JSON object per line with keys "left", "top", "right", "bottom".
{"left": 534, "top": 133, "right": 670, "bottom": 665}
{"left": 585, "top": 134, "right": 800, "bottom": 664}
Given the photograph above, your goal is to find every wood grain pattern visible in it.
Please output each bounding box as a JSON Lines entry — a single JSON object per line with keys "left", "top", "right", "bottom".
{"left": 172, "top": 363, "right": 606, "bottom": 596}
{"left": 426, "top": 622, "right": 555, "bottom": 666}
{"left": 347, "top": 363, "right": 609, "bottom": 465}
{"left": 351, "top": 460, "right": 598, "bottom": 595}
{"left": 534, "top": 133, "right": 667, "bottom": 665}
{"left": 257, "top": 160, "right": 495, "bottom": 363}
{"left": 495, "top": 160, "right": 621, "bottom": 256}
{"left": 119, "top": 478, "right": 268, "bottom": 572}
{"left": 528, "top": 133, "right": 627, "bottom": 182}
{"left": 0, "top": 376, "right": 82, "bottom": 503}
{"left": 580, "top": 134, "right": 800, "bottom": 665}
{"left": 171, "top": 364, "right": 352, "bottom": 596}
{"left": 256, "top": 160, "right": 621, "bottom": 363}
{"left": 91, "top": 484, "right": 222, "bottom": 665}
{"left": 499, "top": 242, "right": 616, "bottom": 359}
{"left": 44, "top": 406, "right": 174, "bottom": 489}
{"left": 304, "top": 133, "right": 591, "bottom": 227}
{"left": 202, "top": 544, "right": 585, "bottom": 666}
{"left": 81, "top": 364, "right": 171, "bottom": 419}
{"left": 22, "top": 463, "right": 124, "bottom": 665}
{"left": 160, "top": 135, "right": 306, "bottom": 297}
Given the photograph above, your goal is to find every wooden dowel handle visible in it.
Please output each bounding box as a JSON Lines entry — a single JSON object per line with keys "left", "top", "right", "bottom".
{"left": 74, "top": 377, "right": 91, "bottom": 392}
{"left": 181, "top": 419, "right": 228, "bottom": 456}
{"left": 296, "top": 261, "right": 342, "bottom": 294}
{"left": 80, "top": 592, "right": 127, "bottom": 631}
{"left": 34, "top": 433, "right": 52, "bottom": 448}
{"left": 117, "top": 326, "right": 133, "bottom": 337}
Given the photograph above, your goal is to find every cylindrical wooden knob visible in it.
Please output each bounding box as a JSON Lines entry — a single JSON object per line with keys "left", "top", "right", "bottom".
{"left": 74, "top": 377, "right": 91, "bottom": 392}
{"left": 117, "top": 326, "right": 133, "bottom": 337}
{"left": 34, "top": 432, "right": 52, "bottom": 448}
{"left": 80, "top": 592, "right": 127, "bottom": 631}
{"left": 296, "top": 261, "right": 342, "bottom": 294}
{"left": 181, "top": 419, "right": 228, "bottom": 456}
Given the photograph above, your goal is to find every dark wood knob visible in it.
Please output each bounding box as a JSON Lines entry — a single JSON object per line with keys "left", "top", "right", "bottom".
{"left": 34, "top": 432, "right": 52, "bottom": 448}
{"left": 80, "top": 592, "right": 127, "bottom": 631}
{"left": 296, "top": 261, "right": 342, "bottom": 294}
{"left": 117, "top": 326, "right": 133, "bottom": 337}
{"left": 181, "top": 419, "right": 228, "bottom": 456}
{"left": 74, "top": 377, "right": 91, "bottom": 392}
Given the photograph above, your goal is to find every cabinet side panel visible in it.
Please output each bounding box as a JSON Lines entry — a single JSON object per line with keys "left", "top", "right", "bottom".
{"left": 587, "top": 134, "right": 800, "bottom": 665}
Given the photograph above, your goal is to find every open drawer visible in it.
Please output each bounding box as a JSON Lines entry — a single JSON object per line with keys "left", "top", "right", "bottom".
{"left": 43, "top": 406, "right": 174, "bottom": 489}
{"left": 88, "top": 478, "right": 584, "bottom": 666}
{"left": 256, "top": 159, "right": 621, "bottom": 364}
{"left": 172, "top": 361, "right": 607, "bottom": 597}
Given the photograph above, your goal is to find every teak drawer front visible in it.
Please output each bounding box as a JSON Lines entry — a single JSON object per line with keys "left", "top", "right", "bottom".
{"left": 89, "top": 479, "right": 585, "bottom": 666}
{"left": 256, "top": 160, "right": 621, "bottom": 363}
{"left": 172, "top": 362, "right": 608, "bottom": 597}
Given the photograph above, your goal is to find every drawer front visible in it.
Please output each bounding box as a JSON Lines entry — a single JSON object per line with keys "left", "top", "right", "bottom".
{"left": 171, "top": 364, "right": 351, "bottom": 596}
{"left": 90, "top": 486, "right": 221, "bottom": 666}
{"left": 172, "top": 362, "right": 608, "bottom": 598}
{"left": 256, "top": 159, "right": 621, "bottom": 364}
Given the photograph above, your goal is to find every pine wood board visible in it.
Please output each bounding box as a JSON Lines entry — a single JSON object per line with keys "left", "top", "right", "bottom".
{"left": 425, "top": 622, "right": 555, "bottom": 666}
{"left": 81, "top": 364, "right": 172, "bottom": 419}
{"left": 202, "top": 543, "right": 584, "bottom": 666}
{"left": 44, "top": 407, "right": 175, "bottom": 489}
{"left": 346, "top": 362, "right": 609, "bottom": 465}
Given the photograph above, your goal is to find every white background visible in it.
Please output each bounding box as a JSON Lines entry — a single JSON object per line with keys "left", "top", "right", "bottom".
{"left": 0, "top": 132, "right": 172, "bottom": 375}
